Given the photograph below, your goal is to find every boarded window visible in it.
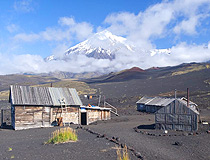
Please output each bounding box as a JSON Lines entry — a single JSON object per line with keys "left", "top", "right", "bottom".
{"left": 166, "top": 114, "right": 178, "bottom": 123}
{"left": 174, "top": 124, "right": 184, "bottom": 131}
{"left": 184, "top": 125, "right": 192, "bottom": 132}
{"left": 179, "top": 115, "right": 192, "bottom": 125}
{"left": 165, "top": 124, "right": 173, "bottom": 130}
{"left": 155, "top": 114, "right": 165, "bottom": 123}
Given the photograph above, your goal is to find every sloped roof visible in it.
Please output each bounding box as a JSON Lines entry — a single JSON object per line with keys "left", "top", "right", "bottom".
{"left": 156, "top": 99, "right": 199, "bottom": 115}
{"left": 136, "top": 96, "right": 154, "bottom": 104}
{"left": 177, "top": 99, "right": 199, "bottom": 114}
{"left": 180, "top": 97, "right": 198, "bottom": 106}
{"left": 10, "top": 85, "right": 83, "bottom": 106}
{"left": 137, "top": 97, "right": 175, "bottom": 107}
{"left": 137, "top": 96, "right": 199, "bottom": 114}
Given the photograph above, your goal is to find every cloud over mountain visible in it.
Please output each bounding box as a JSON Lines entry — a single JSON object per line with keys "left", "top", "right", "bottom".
{"left": 103, "top": 0, "right": 210, "bottom": 49}
{"left": 0, "top": 0, "right": 210, "bottom": 75}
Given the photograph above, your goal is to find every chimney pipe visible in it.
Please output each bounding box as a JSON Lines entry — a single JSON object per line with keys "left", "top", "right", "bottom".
{"left": 175, "top": 89, "right": 177, "bottom": 99}
{"left": 187, "top": 88, "right": 189, "bottom": 107}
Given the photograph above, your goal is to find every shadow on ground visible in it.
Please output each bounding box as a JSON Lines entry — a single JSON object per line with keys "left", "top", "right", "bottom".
{"left": 137, "top": 124, "right": 155, "bottom": 130}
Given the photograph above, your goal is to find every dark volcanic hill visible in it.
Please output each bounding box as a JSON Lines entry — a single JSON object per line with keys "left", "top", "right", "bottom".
{"left": 84, "top": 62, "right": 210, "bottom": 83}
{"left": 0, "top": 74, "right": 59, "bottom": 91}
{"left": 83, "top": 62, "right": 210, "bottom": 109}
{"left": 83, "top": 67, "right": 147, "bottom": 83}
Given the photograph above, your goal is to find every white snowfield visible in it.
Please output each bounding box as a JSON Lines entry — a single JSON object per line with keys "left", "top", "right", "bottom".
{"left": 46, "top": 30, "right": 171, "bottom": 61}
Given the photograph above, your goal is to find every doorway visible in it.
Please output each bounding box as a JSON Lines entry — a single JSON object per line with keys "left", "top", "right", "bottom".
{"left": 81, "top": 112, "right": 87, "bottom": 125}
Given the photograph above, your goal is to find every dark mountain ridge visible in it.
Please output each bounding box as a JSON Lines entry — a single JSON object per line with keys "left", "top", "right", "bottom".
{"left": 84, "top": 62, "right": 210, "bottom": 83}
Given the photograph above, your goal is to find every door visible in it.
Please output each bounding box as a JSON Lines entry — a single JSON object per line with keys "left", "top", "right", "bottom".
{"left": 81, "top": 112, "right": 87, "bottom": 125}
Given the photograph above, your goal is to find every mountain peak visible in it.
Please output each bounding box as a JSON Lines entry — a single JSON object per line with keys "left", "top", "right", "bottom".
{"left": 95, "top": 30, "right": 112, "bottom": 37}
{"left": 46, "top": 30, "right": 170, "bottom": 63}
{"left": 93, "top": 30, "right": 126, "bottom": 42}
{"left": 128, "top": 67, "right": 145, "bottom": 72}
{"left": 60, "top": 30, "right": 134, "bottom": 60}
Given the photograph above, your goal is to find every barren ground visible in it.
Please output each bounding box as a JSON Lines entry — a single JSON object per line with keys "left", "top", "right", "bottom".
{"left": 0, "top": 112, "right": 210, "bottom": 160}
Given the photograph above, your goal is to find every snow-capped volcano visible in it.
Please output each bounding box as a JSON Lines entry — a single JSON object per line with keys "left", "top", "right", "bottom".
{"left": 46, "top": 30, "right": 171, "bottom": 61}
{"left": 65, "top": 30, "right": 135, "bottom": 60}
{"left": 46, "top": 30, "right": 134, "bottom": 61}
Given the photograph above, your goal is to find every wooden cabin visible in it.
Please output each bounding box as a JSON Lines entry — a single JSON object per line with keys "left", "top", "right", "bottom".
{"left": 136, "top": 97, "right": 175, "bottom": 113}
{"left": 155, "top": 99, "right": 199, "bottom": 131}
{"left": 10, "top": 85, "right": 111, "bottom": 130}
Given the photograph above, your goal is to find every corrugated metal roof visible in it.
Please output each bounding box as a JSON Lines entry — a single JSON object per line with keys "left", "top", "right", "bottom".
{"left": 137, "top": 96, "right": 199, "bottom": 114}
{"left": 178, "top": 99, "right": 199, "bottom": 114}
{"left": 148, "top": 97, "right": 175, "bottom": 106}
{"left": 69, "top": 88, "right": 83, "bottom": 106}
{"left": 136, "top": 96, "right": 154, "bottom": 104}
{"left": 10, "top": 85, "right": 82, "bottom": 106}
{"left": 137, "top": 97, "right": 175, "bottom": 107}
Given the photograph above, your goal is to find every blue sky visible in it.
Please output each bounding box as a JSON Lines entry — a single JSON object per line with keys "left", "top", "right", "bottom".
{"left": 0, "top": 0, "right": 162, "bottom": 57}
{"left": 0, "top": 0, "right": 210, "bottom": 74}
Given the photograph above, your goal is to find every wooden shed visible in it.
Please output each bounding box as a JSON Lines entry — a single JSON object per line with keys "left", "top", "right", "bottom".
{"left": 136, "top": 97, "right": 175, "bottom": 113}
{"left": 155, "top": 99, "right": 199, "bottom": 131}
{"left": 10, "top": 85, "right": 111, "bottom": 130}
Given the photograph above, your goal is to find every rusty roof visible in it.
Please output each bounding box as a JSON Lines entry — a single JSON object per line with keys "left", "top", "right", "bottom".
{"left": 10, "top": 85, "right": 82, "bottom": 106}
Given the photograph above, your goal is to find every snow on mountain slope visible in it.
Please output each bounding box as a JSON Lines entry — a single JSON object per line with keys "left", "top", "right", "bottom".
{"left": 46, "top": 30, "right": 171, "bottom": 61}
{"left": 46, "top": 30, "right": 135, "bottom": 61}
{"left": 150, "top": 49, "right": 171, "bottom": 56}
{"left": 64, "top": 30, "right": 135, "bottom": 60}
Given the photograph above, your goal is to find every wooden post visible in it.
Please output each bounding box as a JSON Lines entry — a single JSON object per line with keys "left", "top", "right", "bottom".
{"left": 42, "top": 107, "right": 44, "bottom": 126}
{"left": 187, "top": 88, "right": 189, "bottom": 107}
{"left": 104, "top": 95, "right": 105, "bottom": 107}
{"left": 51, "top": 107, "right": 53, "bottom": 124}
{"left": 1, "top": 109, "right": 3, "bottom": 127}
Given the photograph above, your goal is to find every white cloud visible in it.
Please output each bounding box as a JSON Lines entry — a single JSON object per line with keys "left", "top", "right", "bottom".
{"left": 2, "top": 0, "right": 210, "bottom": 75}
{"left": 13, "top": 0, "right": 35, "bottom": 13}
{"left": 1, "top": 41, "right": 210, "bottom": 75}
{"left": 58, "top": 17, "right": 76, "bottom": 26}
{"left": 13, "top": 17, "right": 93, "bottom": 42}
{"left": 6, "top": 24, "right": 19, "bottom": 33}
{"left": 51, "top": 43, "right": 69, "bottom": 58}
{"left": 40, "top": 28, "right": 70, "bottom": 41}
{"left": 103, "top": 0, "right": 210, "bottom": 49}
{"left": 71, "top": 22, "right": 93, "bottom": 41}
{"left": 173, "top": 16, "right": 199, "bottom": 35}
{"left": 13, "top": 33, "right": 40, "bottom": 42}
{"left": 58, "top": 17, "right": 94, "bottom": 41}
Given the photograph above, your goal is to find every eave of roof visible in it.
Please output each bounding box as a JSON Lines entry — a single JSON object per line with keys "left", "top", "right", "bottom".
{"left": 10, "top": 85, "right": 83, "bottom": 106}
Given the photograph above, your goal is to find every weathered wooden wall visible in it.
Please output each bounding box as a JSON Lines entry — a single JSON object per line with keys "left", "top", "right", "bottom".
{"left": 12, "top": 105, "right": 110, "bottom": 129}
{"left": 52, "top": 107, "right": 80, "bottom": 125}
{"left": 14, "top": 106, "right": 51, "bottom": 130}
{"left": 87, "top": 109, "right": 101, "bottom": 124}
{"left": 101, "top": 110, "right": 111, "bottom": 120}
{"left": 87, "top": 109, "right": 111, "bottom": 125}
{"left": 155, "top": 100, "right": 198, "bottom": 131}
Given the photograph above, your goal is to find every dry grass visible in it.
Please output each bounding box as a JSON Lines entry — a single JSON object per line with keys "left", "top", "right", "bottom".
{"left": 0, "top": 90, "right": 9, "bottom": 100}
{"left": 46, "top": 127, "right": 78, "bottom": 144}
{"left": 116, "top": 145, "right": 130, "bottom": 160}
{"left": 34, "top": 79, "right": 96, "bottom": 95}
{"left": 0, "top": 79, "right": 96, "bottom": 100}
{"left": 171, "top": 64, "right": 207, "bottom": 76}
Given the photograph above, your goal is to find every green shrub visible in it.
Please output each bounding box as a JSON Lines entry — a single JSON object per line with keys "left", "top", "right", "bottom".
{"left": 46, "top": 127, "right": 77, "bottom": 144}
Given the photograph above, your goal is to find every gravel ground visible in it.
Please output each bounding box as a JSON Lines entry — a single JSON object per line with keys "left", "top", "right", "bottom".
{"left": 0, "top": 126, "right": 128, "bottom": 160}
{"left": 88, "top": 114, "right": 210, "bottom": 160}
{"left": 0, "top": 113, "right": 210, "bottom": 160}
